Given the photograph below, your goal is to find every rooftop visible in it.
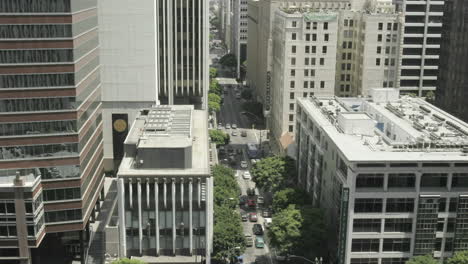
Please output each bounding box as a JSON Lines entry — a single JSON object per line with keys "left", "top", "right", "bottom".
{"left": 298, "top": 89, "right": 468, "bottom": 162}
{"left": 118, "top": 105, "right": 210, "bottom": 177}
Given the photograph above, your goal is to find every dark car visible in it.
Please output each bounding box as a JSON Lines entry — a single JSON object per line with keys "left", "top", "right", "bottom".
{"left": 262, "top": 208, "right": 272, "bottom": 218}
{"left": 239, "top": 195, "right": 248, "bottom": 206}
{"left": 247, "top": 188, "right": 255, "bottom": 196}
{"left": 252, "top": 224, "right": 263, "bottom": 235}
{"left": 247, "top": 199, "right": 256, "bottom": 208}
{"left": 241, "top": 213, "right": 248, "bottom": 222}
{"left": 241, "top": 131, "right": 248, "bottom": 137}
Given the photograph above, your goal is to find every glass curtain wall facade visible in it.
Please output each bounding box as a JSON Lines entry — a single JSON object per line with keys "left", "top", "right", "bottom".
{"left": 0, "top": 0, "right": 104, "bottom": 262}
{"left": 157, "top": 0, "right": 208, "bottom": 108}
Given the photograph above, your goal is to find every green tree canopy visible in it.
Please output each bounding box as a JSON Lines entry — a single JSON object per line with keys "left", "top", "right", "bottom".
{"left": 210, "top": 68, "right": 218, "bottom": 79}
{"left": 111, "top": 258, "right": 147, "bottom": 264}
{"left": 219, "top": 53, "right": 237, "bottom": 68}
{"left": 269, "top": 205, "right": 303, "bottom": 255}
{"left": 406, "top": 255, "right": 438, "bottom": 264}
{"left": 209, "top": 100, "right": 221, "bottom": 112}
{"left": 297, "top": 206, "right": 326, "bottom": 258}
{"left": 251, "top": 156, "right": 296, "bottom": 192}
{"left": 209, "top": 130, "right": 229, "bottom": 145}
{"left": 447, "top": 251, "right": 468, "bottom": 264}
{"left": 209, "top": 93, "right": 222, "bottom": 105}
{"left": 213, "top": 205, "right": 245, "bottom": 263}
{"left": 212, "top": 165, "right": 239, "bottom": 207}
{"left": 210, "top": 79, "right": 222, "bottom": 96}
{"left": 272, "top": 187, "right": 311, "bottom": 213}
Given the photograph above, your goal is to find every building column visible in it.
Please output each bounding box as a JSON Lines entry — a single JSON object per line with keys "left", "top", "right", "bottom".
{"left": 13, "top": 175, "right": 30, "bottom": 264}
{"left": 117, "top": 178, "right": 126, "bottom": 257}
{"left": 189, "top": 178, "right": 193, "bottom": 254}
{"left": 154, "top": 181, "right": 160, "bottom": 255}
{"left": 138, "top": 179, "right": 143, "bottom": 255}
{"left": 197, "top": 178, "right": 201, "bottom": 208}
{"left": 172, "top": 178, "right": 176, "bottom": 255}
{"left": 80, "top": 230, "right": 85, "bottom": 264}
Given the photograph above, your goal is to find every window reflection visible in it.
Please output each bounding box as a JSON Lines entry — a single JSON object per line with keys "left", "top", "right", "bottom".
{"left": 0, "top": 143, "right": 78, "bottom": 160}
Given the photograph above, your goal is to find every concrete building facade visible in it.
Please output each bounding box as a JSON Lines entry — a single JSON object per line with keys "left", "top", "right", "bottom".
{"left": 117, "top": 105, "right": 213, "bottom": 263}
{"left": 335, "top": 6, "right": 404, "bottom": 97}
{"left": 270, "top": 8, "right": 338, "bottom": 151}
{"left": 0, "top": 0, "right": 105, "bottom": 263}
{"left": 231, "top": 0, "right": 249, "bottom": 79}
{"left": 98, "top": 0, "right": 210, "bottom": 170}
{"left": 435, "top": 0, "right": 468, "bottom": 123}
{"left": 398, "top": 0, "right": 445, "bottom": 96}
{"left": 295, "top": 89, "right": 468, "bottom": 264}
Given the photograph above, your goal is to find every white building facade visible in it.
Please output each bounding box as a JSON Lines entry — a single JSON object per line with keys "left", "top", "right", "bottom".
{"left": 295, "top": 89, "right": 468, "bottom": 264}
{"left": 270, "top": 9, "right": 338, "bottom": 150}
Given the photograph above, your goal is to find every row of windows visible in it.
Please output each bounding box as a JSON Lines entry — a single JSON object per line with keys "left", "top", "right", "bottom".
{"left": 378, "top": 22, "right": 399, "bottom": 31}
{"left": 292, "top": 80, "right": 326, "bottom": 89}
{"left": 354, "top": 197, "right": 460, "bottom": 213}
{"left": 356, "top": 173, "right": 468, "bottom": 189}
{"left": 0, "top": 120, "right": 77, "bottom": 137}
{"left": 45, "top": 209, "right": 82, "bottom": 223}
{"left": 0, "top": 0, "right": 71, "bottom": 13}
{"left": 351, "top": 238, "right": 410, "bottom": 252}
{"left": 0, "top": 143, "right": 78, "bottom": 160}
{"left": 0, "top": 97, "right": 76, "bottom": 112}
{"left": 290, "top": 57, "right": 325, "bottom": 66}
{"left": 0, "top": 24, "right": 72, "bottom": 39}
{"left": 0, "top": 73, "right": 74, "bottom": 88}
{"left": 353, "top": 218, "right": 413, "bottom": 233}
{"left": 43, "top": 187, "right": 81, "bottom": 202}
{"left": 0, "top": 49, "right": 73, "bottom": 64}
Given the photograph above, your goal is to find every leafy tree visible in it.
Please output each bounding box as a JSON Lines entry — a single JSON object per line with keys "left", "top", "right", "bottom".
{"left": 272, "top": 187, "right": 311, "bottom": 212}
{"left": 241, "top": 102, "right": 263, "bottom": 118}
{"left": 111, "top": 259, "right": 147, "bottom": 264}
{"left": 212, "top": 165, "right": 239, "bottom": 207}
{"left": 219, "top": 53, "right": 237, "bottom": 68}
{"left": 251, "top": 156, "right": 296, "bottom": 192}
{"left": 210, "top": 79, "right": 222, "bottom": 95}
{"left": 210, "top": 67, "right": 218, "bottom": 79}
{"left": 241, "top": 89, "right": 252, "bottom": 100}
{"left": 406, "top": 255, "right": 438, "bottom": 264}
{"left": 209, "top": 93, "right": 222, "bottom": 105}
{"left": 425, "top": 91, "right": 435, "bottom": 102}
{"left": 297, "top": 207, "right": 326, "bottom": 258}
{"left": 209, "top": 130, "right": 229, "bottom": 146}
{"left": 209, "top": 100, "right": 221, "bottom": 112}
{"left": 269, "top": 205, "right": 302, "bottom": 255}
{"left": 447, "top": 251, "right": 468, "bottom": 264}
{"left": 213, "top": 205, "right": 245, "bottom": 263}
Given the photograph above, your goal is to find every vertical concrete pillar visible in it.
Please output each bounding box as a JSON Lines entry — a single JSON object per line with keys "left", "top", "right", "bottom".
{"left": 189, "top": 178, "right": 193, "bottom": 254}
{"left": 154, "top": 181, "right": 160, "bottom": 255}
{"left": 117, "top": 178, "right": 127, "bottom": 258}
{"left": 13, "top": 174, "right": 31, "bottom": 264}
{"left": 172, "top": 178, "right": 176, "bottom": 255}
{"left": 137, "top": 179, "right": 142, "bottom": 255}
{"left": 80, "top": 230, "right": 85, "bottom": 264}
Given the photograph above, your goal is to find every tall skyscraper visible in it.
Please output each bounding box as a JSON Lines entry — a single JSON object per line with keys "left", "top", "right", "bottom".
{"left": 98, "top": 0, "right": 210, "bottom": 169}
{"left": 435, "top": 0, "right": 468, "bottom": 122}
{"left": 0, "top": 0, "right": 104, "bottom": 263}
{"left": 117, "top": 105, "right": 213, "bottom": 263}
{"left": 399, "top": 0, "right": 445, "bottom": 96}
{"left": 231, "top": 0, "right": 249, "bottom": 79}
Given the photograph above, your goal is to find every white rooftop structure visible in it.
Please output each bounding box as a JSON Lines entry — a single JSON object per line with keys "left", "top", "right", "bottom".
{"left": 298, "top": 89, "right": 468, "bottom": 161}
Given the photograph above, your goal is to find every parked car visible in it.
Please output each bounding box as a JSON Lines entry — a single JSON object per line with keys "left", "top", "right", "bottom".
{"left": 232, "top": 123, "right": 237, "bottom": 129}
{"left": 225, "top": 123, "right": 231, "bottom": 129}
{"left": 240, "top": 161, "right": 248, "bottom": 168}
{"left": 255, "top": 236, "right": 265, "bottom": 248}
{"left": 249, "top": 212, "right": 258, "bottom": 222}
{"left": 246, "top": 187, "right": 256, "bottom": 196}
{"left": 253, "top": 224, "right": 263, "bottom": 235}
{"left": 247, "top": 199, "right": 256, "bottom": 208}
{"left": 257, "top": 196, "right": 264, "bottom": 205}
{"left": 241, "top": 130, "right": 247, "bottom": 137}
{"left": 264, "top": 218, "right": 272, "bottom": 228}
{"left": 232, "top": 130, "right": 238, "bottom": 136}
{"left": 239, "top": 195, "right": 248, "bottom": 206}
{"left": 242, "top": 171, "right": 251, "bottom": 180}
{"left": 241, "top": 213, "right": 248, "bottom": 222}
{"left": 262, "top": 208, "right": 272, "bottom": 218}
{"left": 245, "top": 234, "right": 253, "bottom": 247}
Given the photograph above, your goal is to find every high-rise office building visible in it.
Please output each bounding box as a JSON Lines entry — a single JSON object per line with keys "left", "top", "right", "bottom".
{"left": 295, "top": 89, "right": 468, "bottom": 264}
{"left": 435, "top": 0, "right": 468, "bottom": 122}
{"left": 231, "top": 0, "right": 249, "bottom": 79}
{"left": 98, "top": 0, "right": 209, "bottom": 169}
{"left": 117, "top": 105, "right": 213, "bottom": 263}
{"left": 0, "top": 0, "right": 104, "bottom": 263}
{"left": 270, "top": 8, "right": 338, "bottom": 152}
{"left": 398, "top": 0, "right": 445, "bottom": 96}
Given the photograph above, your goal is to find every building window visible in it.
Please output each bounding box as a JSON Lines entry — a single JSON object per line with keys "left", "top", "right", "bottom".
{"left": 323, "top": 22, "right": 328, "bottom": 30}
{"left": 310, "top": 81, "right": 315, "bottom": 88}
{"left": 439, "top": 198, "right": 447, "bottom": 212}
{"left": 449, "top": 198, "right": 458, "bottom": 212}
{"left": 290, "top": 69, "right": 295, "bottom": 76}
{"left": 384, "top": 218, "right": 412, "bottom": 233}
{"left": 387, "top": 23, "right": 392, "bottom": 30}
{"left": 348, "top": 42, "right": 352, "bottom": 49}
{"left": 313, "top": 22, "right": 317, "bottom": 30}
{"left": 312, "top": 34, "right": 317, "bottom": 41}
{"left": 289, "top": 93, "right": 294, "bottom": 100}
{"left": 304, "top": 58, "right": 309, "bottom": 65}
{"left": 0, "top": 202, "right": 15, "bottom": 214}
{"left": 290, "top": 81, "right": 295, "bottom": 89}
{"left": 289, "top": 114, "right": 294, "bottom": 121}
{"left": 289, "top": 103, "right": 294, "bottom": 111}
{"left": 354, "top": 199, "right": 383, "bottom": 213}
{"left": 305, "top": 34, "right": 310, "bottom": 41}
{"left": 376, "top": 58, "right": 381, "bottom": 66}
{"left": 447, "top": 218, "right": 456, "bottom": 232}
{"left": 382, "top": 258, "right": 409, "bottom": 264}
{"left": 377, "top": 46, "right": 382, "bottom": 54}
{"left": 420, "top": 173, "right": 448, "bottom": 188}
{"left": 386, "top": 198, "right": 414, "bottom": 213}
{"left": 445, "top": 238, "right": 453, "bottom": 251}
{"left": 312, "top": 46, "right": 316, "bottom": 53}
{"left": 353, "top": 219, "right": 381, "bottom": 232}
{"left": 388, "top": 173, "right": 415, "bottom": 188}
{"left": 303, "top": 81, "right": 308, "bottom": 88}
{"left": 324, "top": 33, "right": 329, "bottom": 41}
{"left": 306, "top": 22, "right": 311, "bottom": 30}
{"left": 382, "top": 239, "right": 411, "bottom": 252}
{"left": 291, "top": 58, "right": 296, "bottom": 65}
{"left": 351, "top": 239, "right": 379, "bottom": 252}
{"left": 378, "top": 34, "right": 382, "bottom": 42}
{"left": 292, "top": 21, "right": 297, "bottom": 27}
{"left": 303, "top": 92, "right": 307, "bottom": 97}
{"left": 311, "top": 58, "right": 316, "bottom": 65}
{"left": 347, "top": 53, "right": 352, "bottom": 60}
{"left": 452, "top": 173, "right": 468, "bottom": 188}
{"left": 342, "top": 53, "right": 347, "bottom": 60}
{"left": 351, "top": 259, "right": 378, "bottom": 264}
{"left": 291, "top": 45, "right": 296, "bottom": 53}
{"left": 320, "top": 81, "right": 325, "bottom": 89}
{"left": 322, "top": 46, "right": 327, "bottom": 54}
{"left": 344, "top": 19, "right": 348, "bottom": 26}
{"left": 319, "top": 58, "right": 324, "bottom": 65}
{"left": 378, "top": 23, "right": 383, "bottom": 30}
{"left": 289, "top": 125, "right": 294, "bottom": 132}
{"left": 349, "top": 19, "right": 354, "bottom": 27}
{"left": 304, "top": 70, "right": 308, "bottom": 77}
{"left": 0, "top": 225, "right": 17, "bottom": 237}
{"left": 356, "top": 174, "right": 384, "bottom": 188}
{"left": 310, "top": 70, "right": 315, "bottom": 77}
{"left": 43, "top": 188, "right": 81, "bottom": 201}
{"left": 291, "top": 33, "right": 297, "bottom": 40}
{"left": 305, "top": 46, "right": 310, "bottom": 53}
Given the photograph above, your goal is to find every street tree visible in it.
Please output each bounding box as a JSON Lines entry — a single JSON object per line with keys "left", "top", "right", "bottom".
{"left": 406, "top": 255, "right": 438, "bottom": 264}
{"left": 297, "top": 206, "right": 326, "bottom": 258}
{"left": 209, "top": 93, "right": 222, "bottom": 105}
{"left": 272, "top": 187, "right": 311, "bottom": 212}
{"left": 219, "top": 53, "right": 237, "bottom": 68}
{"left": 251, "top": 156, "right": 296, "bottom": 192}
{"left": 210, "top": 79, "right": 222, "bottom": 95}
{"left": 447, "top": 251, "right": 468, "bottom": 264}
{"left": 213, "top": 205, "right": 245, "bottom": 263}
{"left": 111, "top": 259, "right": 147, "bottom": 264}
{"left": 269, "top": 205, "right": 302, "bottom": 255}
{"left": 210, "top": 67, "right": 218, "bottom": 79}
{"left": 209, "top": 130, "right": 229, "bottom": 146}
{"left": 209, "top": 100, "right": 221, "bottom": 112}
{"left": 212, "top": 165, "right": 239, "bottom": 207}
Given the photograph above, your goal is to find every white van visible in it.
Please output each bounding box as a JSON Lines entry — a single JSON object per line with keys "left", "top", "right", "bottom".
{"left": 264, "top": 218, "right": 272, "bottom": 228}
